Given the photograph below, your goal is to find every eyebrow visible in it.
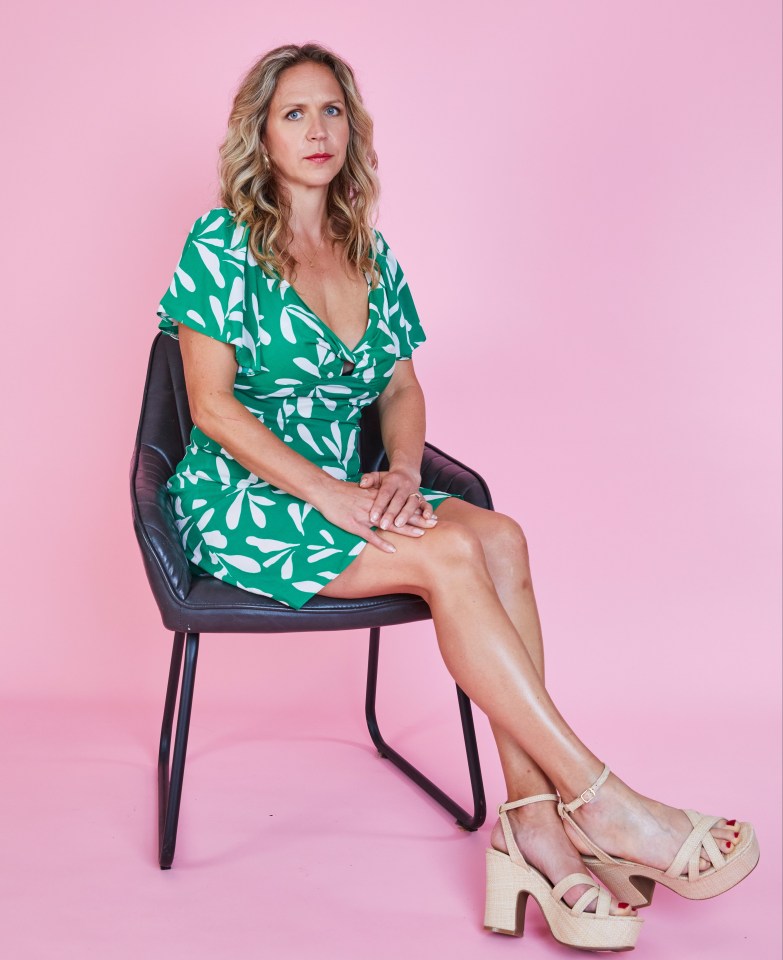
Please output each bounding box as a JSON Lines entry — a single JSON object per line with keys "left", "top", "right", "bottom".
{"left": 279, "top": 98, "right": 345, "bottom": 110}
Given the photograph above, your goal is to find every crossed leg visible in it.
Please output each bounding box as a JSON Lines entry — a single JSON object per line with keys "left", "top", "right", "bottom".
{"left": 317, "top": 496, "right": 741, "bottom": 913}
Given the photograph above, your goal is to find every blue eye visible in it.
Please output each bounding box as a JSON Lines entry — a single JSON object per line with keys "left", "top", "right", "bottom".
{"left": 286, "top": 110, "right": 303, "bottom": 120}
{"left": 325, "top": 105, "right": 341, "bottom": 116}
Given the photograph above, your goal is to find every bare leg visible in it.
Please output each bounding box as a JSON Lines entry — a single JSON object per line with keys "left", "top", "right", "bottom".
{"left": 317, "top": 510, "right": 741, "bottom": 903}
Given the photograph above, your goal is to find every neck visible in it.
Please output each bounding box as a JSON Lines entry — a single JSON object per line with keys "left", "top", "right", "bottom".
{"left": 287, "top": 184, "right": 330, "bottom": 244}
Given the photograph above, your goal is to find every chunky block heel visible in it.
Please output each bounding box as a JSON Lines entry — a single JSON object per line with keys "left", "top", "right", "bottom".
{"left": 484, "top": 848, "right": 530, "bottom": 936}
{"left": 484, "top": 792, "right": 643, "bottom": 952}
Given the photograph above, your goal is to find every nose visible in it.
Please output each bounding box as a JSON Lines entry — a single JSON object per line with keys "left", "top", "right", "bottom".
{"left": 307, "top": 114, "right": 328, "bottom": 141}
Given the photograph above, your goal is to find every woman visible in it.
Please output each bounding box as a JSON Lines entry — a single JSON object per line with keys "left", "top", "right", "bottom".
{"left": 156, "top": 42, "right": 759, "bottom": 952}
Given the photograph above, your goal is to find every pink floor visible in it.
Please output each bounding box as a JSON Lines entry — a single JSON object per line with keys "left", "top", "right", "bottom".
{"left": 3, "top": 678, "right": 779, "bottom": 959}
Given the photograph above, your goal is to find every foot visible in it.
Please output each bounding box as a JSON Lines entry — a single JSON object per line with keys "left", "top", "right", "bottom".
{"left": 490, "top": 799, "right": 638, "bottom": 917}
{"left": 561, "top": 769, "right": 743, "bottom": 875}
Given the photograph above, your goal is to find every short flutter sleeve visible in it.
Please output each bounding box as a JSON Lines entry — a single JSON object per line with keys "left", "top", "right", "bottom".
{"left": 156, "top": 207, "right": 263, "bottom": 375}
{"left": 375, "top": 230, "right": 426, "bottom": 360}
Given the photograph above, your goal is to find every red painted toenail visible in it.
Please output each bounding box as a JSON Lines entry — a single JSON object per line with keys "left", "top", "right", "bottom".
{"left": 734, "top": 832, "right": 739, "bottom": 838}
{"left": 726, "top": 819, "right": 737, "bottom": 826}
{"left": 726, "top": 841, "right": 732, "bottom": 848}
{"left": 618, "top": 903, "right": 629, "bottom": 909}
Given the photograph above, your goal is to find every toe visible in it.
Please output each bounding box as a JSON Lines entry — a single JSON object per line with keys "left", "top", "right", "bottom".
{"left": 610, "top": 898, "right": 637, "bottom": 917}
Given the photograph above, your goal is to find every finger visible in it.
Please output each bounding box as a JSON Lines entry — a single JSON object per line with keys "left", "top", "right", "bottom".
{"left": 369, "top": 491, "right": 395, "bottom": 525}
{"left": 359, "top": 472, "right": 381, "bottom": 489}
{"left": 366, "top": 530, "right": 397, "bottom": 553}
{"left": 385, "top": 522, "right": 427, "bottom": 538}
{"left": 380, "top": 491, "right": 415, "bottom": 530}
{"left": 419, "top": 500, "right": 435, "bottom": 520}
{"left": 405, "top": 511, "right": 439, "bottom": 528}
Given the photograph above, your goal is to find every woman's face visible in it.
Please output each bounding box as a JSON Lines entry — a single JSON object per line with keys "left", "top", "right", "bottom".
{"left": 263, "top": 61, "right": 350, "bottom": 191}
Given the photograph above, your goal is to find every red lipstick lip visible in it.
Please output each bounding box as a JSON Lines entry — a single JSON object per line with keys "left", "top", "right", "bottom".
{"left": 305, "top": 153, "right": 333, "bottom": 159}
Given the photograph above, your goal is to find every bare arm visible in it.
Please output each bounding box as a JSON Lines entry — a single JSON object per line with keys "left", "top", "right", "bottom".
{"left": 362, "top": 359, "right": 437, "bottom": 529}
{"left": 178, "top": 324, "right": 424, "bottom": 552}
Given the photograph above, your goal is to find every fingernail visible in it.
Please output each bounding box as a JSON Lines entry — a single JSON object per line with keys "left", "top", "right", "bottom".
{"left": 726, "top": 819, "right": 737, "bottom": 826}
{"left": 387, "top": 544, "right": 396, "bottom": 553}
{"left": 380, "top": 519, "right": 389, "bottom": 529}
{"left": 371, "top": 513, "right": 378, "bottom": 522}
{"left": 618, "top": 903, "right": 629, "bottom": 909}
{"left": 394, "top": 517, "right": 404, "bottom": 526}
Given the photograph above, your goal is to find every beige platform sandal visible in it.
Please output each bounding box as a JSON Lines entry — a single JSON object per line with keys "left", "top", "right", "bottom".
{"left": 484, "top": 792, "right": 643, "bottom": 952}
{"left": 557, "top": 764, "right": 761, "bottom": 909}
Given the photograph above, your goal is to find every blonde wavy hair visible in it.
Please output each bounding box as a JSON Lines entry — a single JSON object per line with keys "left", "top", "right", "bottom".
{"left": 218, "top": 43, "right": 383, "bottom": 289}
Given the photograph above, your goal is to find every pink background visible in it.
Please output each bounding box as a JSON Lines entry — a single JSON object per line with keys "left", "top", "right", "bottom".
{"left": 2, "top": 1, "right": 780, "bottom": 957}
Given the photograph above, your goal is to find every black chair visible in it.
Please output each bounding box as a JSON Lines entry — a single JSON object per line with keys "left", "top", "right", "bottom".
{"left": 130, "top": 333, "right": 492, "bottom": 869}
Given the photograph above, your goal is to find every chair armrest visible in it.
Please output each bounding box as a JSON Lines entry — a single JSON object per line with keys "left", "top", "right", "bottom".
{"left": 130, "top": 442, "right": 193, "bottom": 603}
{"left": 420, "top": 441, "right": 494, "bottom": 510}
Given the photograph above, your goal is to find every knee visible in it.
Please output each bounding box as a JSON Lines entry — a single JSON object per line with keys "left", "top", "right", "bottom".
{"left": 418, "top": 519, "right": 487, "bottom": 585}
{"left": 483, "top": 513, "right": 532, "bottom": 584}
{"left": 490, "top": 513, "right": 529, "bottom": 560}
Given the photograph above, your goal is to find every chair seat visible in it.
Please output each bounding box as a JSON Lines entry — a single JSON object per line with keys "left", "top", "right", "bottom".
{"left": 163, "top": 573, "right": 435, "bottom": 633}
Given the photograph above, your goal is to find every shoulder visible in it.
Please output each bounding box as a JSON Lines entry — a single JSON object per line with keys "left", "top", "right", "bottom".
{"left": 185, "top": 206, "right": 250, "bottom": 249}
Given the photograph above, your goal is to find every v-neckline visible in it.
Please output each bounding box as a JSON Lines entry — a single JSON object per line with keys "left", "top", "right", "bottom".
{"left": 284, "top": 271, "right": 375, "bottom": 357}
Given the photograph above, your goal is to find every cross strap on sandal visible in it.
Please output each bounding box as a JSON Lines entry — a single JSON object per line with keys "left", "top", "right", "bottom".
{"left": 556, "top": 764, "right": 761, "bottom": 909}
{"left": 484, "top": 792, "right": 643, "bottom": 952}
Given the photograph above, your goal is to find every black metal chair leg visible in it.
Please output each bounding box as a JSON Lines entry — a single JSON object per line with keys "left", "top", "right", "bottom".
{"left": 157, "top": 631, "right": 200, "bottom": 869}
{"left": 365, "top": 626, "right": 486, "bottom": 830}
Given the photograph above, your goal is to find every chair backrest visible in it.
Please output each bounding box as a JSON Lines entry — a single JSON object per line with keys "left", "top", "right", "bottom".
{"left": 130, "top": 334, "right": 387, "bottom": 605}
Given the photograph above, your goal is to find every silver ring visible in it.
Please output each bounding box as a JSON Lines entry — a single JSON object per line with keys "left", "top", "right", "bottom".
{"left": 407, "top": 492, "right": 423, "bottom": 502}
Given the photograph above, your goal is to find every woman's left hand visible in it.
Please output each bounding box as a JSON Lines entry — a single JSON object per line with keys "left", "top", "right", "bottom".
{"left": 358, "top": 468, "right": 438, "bottom": 530}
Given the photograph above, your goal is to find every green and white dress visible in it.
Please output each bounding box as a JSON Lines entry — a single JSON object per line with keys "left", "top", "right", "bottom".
{"left": 156, "top": 207, "right": 463, "bottom": 609}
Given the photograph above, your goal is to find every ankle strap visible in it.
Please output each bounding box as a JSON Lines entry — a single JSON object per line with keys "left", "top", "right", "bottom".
{"left": 499, "top": 792, "right": 558, "bottom": 815}
{"left": 558, "top": 764, "right": 611, "bottom": 815}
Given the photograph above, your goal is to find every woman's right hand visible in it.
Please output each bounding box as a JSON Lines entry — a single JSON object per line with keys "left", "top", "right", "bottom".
{"left": 315, "top": 480, "right": 433, "bottom": 554}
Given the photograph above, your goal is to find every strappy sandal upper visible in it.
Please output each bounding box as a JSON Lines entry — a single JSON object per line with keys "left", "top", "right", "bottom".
{"left": 485, "top": 792, "right": 643, "bottom": 950}
{"left": 556, "top": 763, "right": 760, "bottom": 907}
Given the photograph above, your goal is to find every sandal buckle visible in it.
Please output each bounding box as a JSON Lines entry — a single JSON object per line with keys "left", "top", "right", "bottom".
{"left": 580, "top": 786, "right": 597, "bottom": 805}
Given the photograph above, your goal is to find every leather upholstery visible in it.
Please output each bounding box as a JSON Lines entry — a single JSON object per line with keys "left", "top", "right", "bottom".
{"left": 130, "top": 334, "right": 494, "bottom": 633}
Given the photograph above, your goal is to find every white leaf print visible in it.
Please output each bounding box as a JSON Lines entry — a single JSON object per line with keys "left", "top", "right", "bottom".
{"left": 262, "top": 550, "right": 291, "bottom": 568}
{"left": 280, "top": 306, "right": 297, "bottom": 343}
{"left": 296, "top": 423, "right": 324, "bottom": 455}
{"left": 218, "top": 554, "right": 262, "bottom": 573}
{"left": 248, "top": 500, "right": 268, "bottom": 528}
{"left": 185, "top": 309, "right": 206, "bottom": 328}
{"left": 175, "top": 265, "right": 196, "bottom": 293}
{"left": 288, "top": 503, "right": 305, "bottom": 535}
{"left": 292, "top": 581, "right": 327, "bottom": 593}
{"left": 320, "top": 530, "right": 335, "bottom": 545}
{"left": 343, "top": 428, "right": 357, "bottom": 468}
{"left": 215, "top": 457, "right": 230, "bottom": 486}
{"left": 194, "top": 240, "right": 225, "bottom": 287}
{"left": 227, "top": 276, "right": 244, "bottom": 312}
{"left": 308, "top": 548, "right": 340, "bottom": 563}
{"left": 322, "top": 436, "right": 340, "bottom": 459}
{"left": 210, "top": 295, "right": 226, "bottom": 335}
{"left": 246, "top": 536, "right": 299, "bottom": 552}
{"left": 297, "top": 395, "right": 313, "bottom": 419}
{"left": 191, "top": 542, "right": 202, "bottom": 565}
{"left": 196, "top": 508, "right": 215, "bottom": 530}
{"left": 281, "top": 554, "right": 294, "bottom": 580}
{"left": 202, "top": 213, "right": 226, "bottom": 234}
{"left": 293, "top": 357, "right": 320, "bottom": 377}
{"left": 322, "top": 464, "right": 347, "bottom": 480}
{"left": 203, "top": 530, "right": 228, "bottom": 548}
{"left": 226, "top": 490, "right": 244, "bottom": 529}
{"left": 247, "top": 493, "right": 276, "bottom": 506}
{"left": 251, "top": 293, "right": 272, "bottom": 344}
{"left": 192, "top": 498, "right": 207, "bottom": 509}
